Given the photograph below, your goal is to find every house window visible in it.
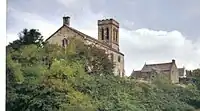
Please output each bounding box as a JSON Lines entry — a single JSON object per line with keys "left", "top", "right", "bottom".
{"left": 118, "top": 56, "right": 120, "bottom": 62}
{"left": 106, "top": 27, "right": 109, "bottom": 40}
{"left": 62, "top": 38, "right": 68, "bottom": 47}
{"left": 101, "top": 28, "right": 104, "bottom": 40}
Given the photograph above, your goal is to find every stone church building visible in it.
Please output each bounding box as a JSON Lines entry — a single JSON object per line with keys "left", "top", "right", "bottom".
{"left": 131, "top": 60, "right": 180, "bottom": 83}
{"left": 45, "top": 16, "right": 125, "bottom": 77}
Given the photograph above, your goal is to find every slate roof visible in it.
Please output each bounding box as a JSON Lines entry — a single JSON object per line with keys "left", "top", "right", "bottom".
{"left": 131, "top": 70, "right": 141, "bottom": 76}
{"left": 141, "top": 62, "right": 173, "bottom": 73}
{"left": 45, "top": 24, "right": 124, "bottom": 56}
{"left": 133, "top": 70, "right": 142, "bottom": 78}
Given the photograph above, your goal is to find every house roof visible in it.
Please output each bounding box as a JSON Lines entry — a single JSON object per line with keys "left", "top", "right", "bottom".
{"left": 130, "top": 70, "right": 141, "bottom": 78}
{"left": 133, "top": 70, "right": 141, "bottom": 75}
{"left": 45, "top": 25, "right": 65, "bottom": 42}
{"left": 45, "top": 24, "right": 124, "bottom": 56}
{"left": 141, "top": 62, "right": 173, "bottom": 73}
{"left": 133, "top": 70, "right": 141, "bottom": 73}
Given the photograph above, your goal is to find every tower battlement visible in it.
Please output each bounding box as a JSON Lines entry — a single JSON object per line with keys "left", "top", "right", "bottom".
{"left": 97, "top": 18, "right": 120, "bottom": 51}
{"left": 98, "top": 18, "right": 119, "bottom": 28}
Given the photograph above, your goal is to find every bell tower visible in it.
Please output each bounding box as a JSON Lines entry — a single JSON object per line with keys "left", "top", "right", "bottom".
{"left": 98, "top": 18, "right": 119, "bottom": 51}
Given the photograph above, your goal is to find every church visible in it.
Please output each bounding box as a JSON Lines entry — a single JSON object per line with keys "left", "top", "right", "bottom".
{"left": 45, "top": 16, "right": 125, "bottom": 77}
{"left": 131, "top": 59, "right": 186, "bottom": 83}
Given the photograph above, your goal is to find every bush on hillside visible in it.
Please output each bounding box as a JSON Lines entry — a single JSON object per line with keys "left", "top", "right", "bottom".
{"left": 6, "top": 29, "right": 200, "bottom": 111}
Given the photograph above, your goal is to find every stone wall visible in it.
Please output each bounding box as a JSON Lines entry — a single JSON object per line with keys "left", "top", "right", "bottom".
{"left": 97, "top": 19, "right": 119, "bottom": 51}
{"left": 47, "top": 26, "right": 125, "bottom": 76}
{"left": 170, "top": 63, "right": 179, "bottom": 83}
{"left": 47, "top": 26, "right": 83, "bottom": 45}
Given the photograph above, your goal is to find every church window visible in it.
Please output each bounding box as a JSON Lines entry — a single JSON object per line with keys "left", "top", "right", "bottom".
{"left": 101, "top": 28, "right": 104, "bottom": 40}
{"left": 106, "top": 27, "right": 109, "bottom": 40}
{"left": 118, "top": 56, "right": 121, "bottom": 62}
{"left": 113, "top": 29, "right": 115, "bottom": 41}
{"left": 115, "top": 30, "right": 118, "bottom": 42}
{"left": 62, "top": 38, "right": 68, "bottom": 47}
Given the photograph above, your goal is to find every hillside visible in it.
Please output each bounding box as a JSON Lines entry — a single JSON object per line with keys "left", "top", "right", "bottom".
{"left": 6, "top": 29, "right": 200, "bottom": 111}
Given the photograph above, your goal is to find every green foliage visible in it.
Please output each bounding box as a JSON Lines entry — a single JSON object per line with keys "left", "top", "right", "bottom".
{"left": 7, "top": 28, "right": 44, "bottom": 50}
{"left": 192, "top": 69, "right": 200, "bottom": 77}
{"left": 6, "top": 54, "right": 24, "bottom": 84}
{"left": 6, "top": 29, "right": 200, "bottom": 111}
{"left": 6, "top": 43, "right": 97, "bottom": 111}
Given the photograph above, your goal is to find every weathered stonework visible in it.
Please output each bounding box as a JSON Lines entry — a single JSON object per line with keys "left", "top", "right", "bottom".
{"left": 131, "top": 60, "right": 179, "bottom": 83}
{"left": 46, "top": 16, "right": 125, "bottom": 77}
{"left": 170, "top": 61, "right": 179, "bottom": 83}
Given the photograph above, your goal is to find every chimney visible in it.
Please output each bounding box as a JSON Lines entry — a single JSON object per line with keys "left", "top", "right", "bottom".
{"left": 63, "top": 16, "right": 70, "bottom": 26}
{"left": 172, "top": 59, "right": 175, "bottom": 63}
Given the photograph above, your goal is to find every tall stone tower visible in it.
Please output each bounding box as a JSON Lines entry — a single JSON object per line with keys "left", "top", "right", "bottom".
{"left": 98, "top": 19, "right": 119, "bottom": 51}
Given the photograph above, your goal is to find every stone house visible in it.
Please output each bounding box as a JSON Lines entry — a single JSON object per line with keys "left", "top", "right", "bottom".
{"left": 131, "top": 59, "right": 180, "bottom": 83}
{"left": 45, "top": 16, "right": 125, "bottom": 76}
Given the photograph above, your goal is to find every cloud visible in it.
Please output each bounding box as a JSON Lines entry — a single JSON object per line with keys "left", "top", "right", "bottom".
{"left": 79, "top": 26, "right": 200, "bottom": 76}
{"left": 57, "top": 0, "right": 84, "bottom": 7}
{"left": 7, "top": 1, "right": 200, "bottom": 76}
{"left": 119, "top": 28, "right": 200, "bottom": 75}
{"left": 7, "top": 8, "right": 59, "bottom": 44}
{"left": 6, "top": 33, "right": 18, "bottom": 44}
{"left": 87, "top": 0, "right": 200, "bottom": 39}
{"left": 7, "top": 0, "right": 200, "bottom": 38}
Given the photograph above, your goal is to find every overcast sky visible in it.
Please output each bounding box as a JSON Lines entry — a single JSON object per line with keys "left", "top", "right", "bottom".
{"left": 7, "top": 0, "right": 200, "bottom": 76}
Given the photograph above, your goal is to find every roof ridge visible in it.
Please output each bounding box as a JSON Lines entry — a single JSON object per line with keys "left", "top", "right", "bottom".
{"left": 145, "top": 62, "right": 172, "bottom": 66}
{"left": 66, "top": 25, "right": 117, "bottom": 50}
{"left": 134, "top": 70, "right": 141, "bottom": 72}
{"left": 45, "top": 25, "right": 65, "bottom": 42}
{"left": 45, "top": 24, "right": 124, "bottom": 56}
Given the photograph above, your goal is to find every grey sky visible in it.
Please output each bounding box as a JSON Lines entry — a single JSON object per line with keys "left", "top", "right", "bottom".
{"left": 8, "top": 0, "right": 200, "bottom": 38}
{"left": 7, "top": 0, "right": 200, "bottom": 75}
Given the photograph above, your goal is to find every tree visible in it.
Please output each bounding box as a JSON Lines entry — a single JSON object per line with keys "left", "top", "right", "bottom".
{"left": 7, "top": 42, "right": 200, "bottom": 110}
{"left": 191, "top": 69, "right": 200, "bottom": 91}
{"left": 192, "top": 69, "right": 200, "bottom": 77}
{"left": 7, "top": 29, "right": 200, "bottom": 111}
{"left": 55, "top": 38, "right": 114, "bottom": 76}
{"left": 7, "top": 29, "right": 44, "bottom": 50}
{"left": 6, "top": 44, "right": 97, "bottom": 111}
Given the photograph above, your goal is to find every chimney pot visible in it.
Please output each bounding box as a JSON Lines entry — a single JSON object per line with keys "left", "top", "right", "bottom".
{"left": 63, "top": 16, "right": 70, "bottom": 26}
{"left": 172, "top": 59, "right": 175, "bottom": 63}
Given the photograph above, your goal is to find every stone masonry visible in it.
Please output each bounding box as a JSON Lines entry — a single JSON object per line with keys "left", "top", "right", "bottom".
{"left": 46, "top": 16, "right": 125, "bottom": 77}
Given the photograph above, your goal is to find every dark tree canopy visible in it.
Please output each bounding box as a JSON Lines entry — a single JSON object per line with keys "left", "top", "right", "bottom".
{"left": 7, "top": 28, "right": 44, "bottom": 50}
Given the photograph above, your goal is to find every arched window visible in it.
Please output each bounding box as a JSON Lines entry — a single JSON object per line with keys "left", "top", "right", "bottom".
{"left": 106, "top": 27, "right": 109, "bottom": 40}
{"left": 62, "top": 38, "right": 68, "bottom": 47}
{"left": 118, "top": 56, "right": 121, "bottom": 62}
{"left": 101, "top": 28, "right": 104, "bottom": 40}
{"left": 115, "top": 30, "right": 118, "bottom": 42}
{"left": 113, "top": 29, "right": 115, "bottom": 41}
